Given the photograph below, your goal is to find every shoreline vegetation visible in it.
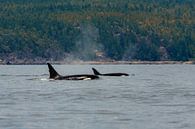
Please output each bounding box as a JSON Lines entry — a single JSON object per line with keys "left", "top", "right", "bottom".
{"left": 0, "top": 0, "right": 194, "bottom": 62}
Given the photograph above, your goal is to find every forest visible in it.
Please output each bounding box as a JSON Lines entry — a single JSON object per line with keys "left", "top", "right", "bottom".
{"left": 0, "top": 0, "right": 194, "bottom": 63}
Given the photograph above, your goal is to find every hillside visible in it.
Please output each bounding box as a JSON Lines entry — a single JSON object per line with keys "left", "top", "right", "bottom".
{"left": 0, "top": 0, "right": 194, "bottom": 63}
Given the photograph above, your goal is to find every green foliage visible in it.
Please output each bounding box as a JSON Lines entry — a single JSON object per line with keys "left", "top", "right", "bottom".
{"left": 0, "top": 0, "right": 194, "bottom": 61}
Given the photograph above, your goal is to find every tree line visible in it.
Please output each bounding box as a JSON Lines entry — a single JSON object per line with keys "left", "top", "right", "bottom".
{"left": 0, "top": 0, "right": 194, "bottom": 61}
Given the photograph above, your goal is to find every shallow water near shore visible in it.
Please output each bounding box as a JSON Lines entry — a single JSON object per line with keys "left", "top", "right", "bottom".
{"left": 0, "top": 64, "right": 195, "bottom": 129}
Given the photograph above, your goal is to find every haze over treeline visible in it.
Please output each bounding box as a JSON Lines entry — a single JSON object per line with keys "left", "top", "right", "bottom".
{"left": 0, "top": 0, "right": 194, "bottom": 62}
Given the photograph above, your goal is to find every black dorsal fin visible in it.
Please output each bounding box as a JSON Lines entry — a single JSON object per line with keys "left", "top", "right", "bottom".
{"left": 47, "top": 63, "right": 60, "bottom": 79}
{"left": 92, "top": 68, "right": 101, "bottom": 75}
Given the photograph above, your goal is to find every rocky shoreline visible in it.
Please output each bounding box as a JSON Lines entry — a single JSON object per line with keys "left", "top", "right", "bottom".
{"left": 78, "top": 61, "right": 195, "bottom": 65}
{"left": 0, "top": 59, "right": 195, "bottom": 65}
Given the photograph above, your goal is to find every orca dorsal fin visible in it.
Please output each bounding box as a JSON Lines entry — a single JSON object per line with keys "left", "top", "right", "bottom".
{"left": 92, "top": 68, "right": 101, "bottom": 75}
{"left": 47, "top": 63, "right": 60, "bottom": 79}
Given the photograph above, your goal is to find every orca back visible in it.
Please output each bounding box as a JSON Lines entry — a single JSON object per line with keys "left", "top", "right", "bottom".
{"left": 92, "top": 67, "right": 129, "bottom": 76}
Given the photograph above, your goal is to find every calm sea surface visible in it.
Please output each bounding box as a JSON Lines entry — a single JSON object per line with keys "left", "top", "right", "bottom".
{"left": 0, "top": 64, "right": 195, "bottom": 129}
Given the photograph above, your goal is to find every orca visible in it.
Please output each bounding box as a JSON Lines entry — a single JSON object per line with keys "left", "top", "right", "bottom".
{"left": 92, "top": 68, "right": 129, "bottom": 76}
{"left": 47, "top": 63, "right": 99, "bottom": 80}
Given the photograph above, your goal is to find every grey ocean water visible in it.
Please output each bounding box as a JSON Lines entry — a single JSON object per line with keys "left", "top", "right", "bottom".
{"left": 0, "top": 64, "right": 195, "bottom": 129}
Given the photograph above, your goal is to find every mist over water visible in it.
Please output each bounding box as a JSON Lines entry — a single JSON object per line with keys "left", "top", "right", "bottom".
{"left": 0, "top": 64, "right": 195, "bottom": 129}
{"left": 67, "top": 23, "right": 103, "bottom": 61}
